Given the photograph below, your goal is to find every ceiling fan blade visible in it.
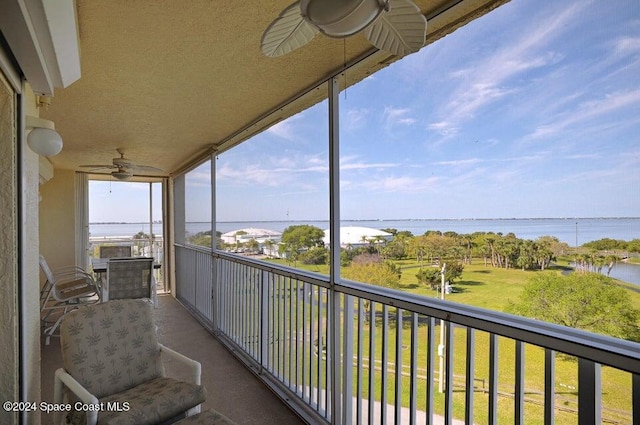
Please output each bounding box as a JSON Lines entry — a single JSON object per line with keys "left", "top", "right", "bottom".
{"left": 79, "top": 164, "right": 116, "bottom": 170}
{"left": 364, "top": 0, "right": 427, "bottom": 57}
{"left": 261, "top": 2, "right": 318, "bottom": 57}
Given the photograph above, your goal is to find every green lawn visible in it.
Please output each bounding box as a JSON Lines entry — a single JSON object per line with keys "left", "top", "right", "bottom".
{"left": 271, "top": 257, "right": 640, "bottom": 312}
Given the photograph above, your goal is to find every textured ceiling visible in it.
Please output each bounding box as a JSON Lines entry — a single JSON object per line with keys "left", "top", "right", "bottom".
{"left": 40, "top": 0, "right": 509, "bottom": 177}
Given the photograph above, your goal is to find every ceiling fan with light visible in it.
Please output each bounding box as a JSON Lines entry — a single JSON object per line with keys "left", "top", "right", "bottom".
{"left": 80, "top": 149, "right": 163, "bottom": 180}
{"left": 261, "top": 0, "right": 427, "bottom": 58}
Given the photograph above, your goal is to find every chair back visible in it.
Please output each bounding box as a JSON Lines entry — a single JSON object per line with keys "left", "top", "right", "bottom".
{"left": 100, "top": 245, "right": 132, "bottom": 258}
{"left": 107, "top": 257, "right": 154, "bottom": 301}
{"left": 39, "top": 255, "right": 55, "bottom": 284}
{"left": 59, "top": 299, "right": 162, "bottom": 398}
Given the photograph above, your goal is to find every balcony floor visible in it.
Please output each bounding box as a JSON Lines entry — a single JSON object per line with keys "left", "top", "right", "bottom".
{"left": 40, "top": 294, "right": 306, "bottom": 425}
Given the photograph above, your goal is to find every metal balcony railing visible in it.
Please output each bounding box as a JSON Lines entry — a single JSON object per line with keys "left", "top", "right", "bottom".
{"left": 175, "top": 244, "right": 640, "bottom": 425}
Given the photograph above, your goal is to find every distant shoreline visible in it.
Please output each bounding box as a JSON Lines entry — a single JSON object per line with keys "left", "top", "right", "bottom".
{"left": 90, "top": 217, "right": 640, "bottom": 225}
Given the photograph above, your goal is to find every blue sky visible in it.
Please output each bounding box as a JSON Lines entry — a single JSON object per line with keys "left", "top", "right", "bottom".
{"left": 94, "top": 0, "right": 640, "bottom": 223}
{"left": 90, "top": 181, "right": 162, "bottom": 223}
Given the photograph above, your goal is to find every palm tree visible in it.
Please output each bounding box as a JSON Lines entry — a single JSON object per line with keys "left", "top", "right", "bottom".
{"left": 264, "top": 239, "right": 275, "bottom": 257}
{"left": 373, "top": 235, "right": 387, "bottom": 258}
{"left": 604, "top": 254, "right": 620, "bottom": 276}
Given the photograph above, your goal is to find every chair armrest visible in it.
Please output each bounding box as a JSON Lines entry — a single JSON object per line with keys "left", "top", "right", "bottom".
{"left": 53, "top": 267, "right": 92, "bottom": 281}
{"left": 54, "top": 368, "right": 99, "bottom": 425}
{"left": 52, "top": 272, "right": 101, "bottom": 302}
{"left": 159, "top": 344, "right": 202, "bottom": 385}
{"left": 53, "top": 265, "right": 86, "bottom": 276}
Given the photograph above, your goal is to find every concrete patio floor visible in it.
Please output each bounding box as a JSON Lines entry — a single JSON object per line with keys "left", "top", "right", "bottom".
{"left": 40, "top": 294, "right": 306, "bottom": 425}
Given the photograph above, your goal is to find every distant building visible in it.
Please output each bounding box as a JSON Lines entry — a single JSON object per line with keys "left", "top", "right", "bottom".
{"left": 322, "top": 226, "right": 393, "bottom": 249}
{"left": 221, "top": 228, "right": 282, "bottom": 253}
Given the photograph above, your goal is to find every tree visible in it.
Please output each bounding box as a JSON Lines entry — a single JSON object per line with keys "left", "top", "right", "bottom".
{"left": 343, "top": 255, "right": 401, "bottom": 321}
{"left": 407, "top": 233, "right": 456, "bottom": 265}
{"left": 416, "top": 267, "right": 441, "bottom": 290}
{"left": 232, "top": 230, "right": 247, "bottom": 251}
{"left": 508, "top": 272, "right": 640, "bottom": 342}
{"left": 280, "top": 225, "right": 325, "bottom": 265}
{"left": 187, "top": 230, "right": 211, "bottom": 247}
{"left": 246, "top": 238, "right": 260, "bottom": 254}
{"left": 299, "top": 246, "right": 328, "bottom": 265}
{"left": 382, "top": 233, "right": 410, "bottom": 260}
{"left": 343, "top": 255, "right": 401, "bottom": 289}
{"left": 516, "top": 240, "right": 537, "bottom": 271}
{"left": 281, "top": 225, "right": 324, "bottom": 249}
{"left": 416, "top": 261, "right": 464, "bottom": 291}
{"left": 604, "top": 254, "right": 620, "bottom": 276}
{"left": 263, "top": 239, "right": 275, "bottom": 257}
{"left": 628, "top": 239, "right": 640, "bottom": 253}
{"left": 533, "top": 238, "right": 556, "bottom": 270}
{"left": 583, "top": 238, "right": 628, "bottom": 251}
{"left": 443, "top": 261, "right": 464, "bottom": 285}
{"left": 537, "top": 235, "right": 570, "bottom": 259}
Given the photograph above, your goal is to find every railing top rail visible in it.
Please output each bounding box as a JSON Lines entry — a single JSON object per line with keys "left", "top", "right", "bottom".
{"left": 214, "top": 249, "right": 331, "bottom": 288}
{"left": 175, "top": 243, "right": 214, "bottom": 255}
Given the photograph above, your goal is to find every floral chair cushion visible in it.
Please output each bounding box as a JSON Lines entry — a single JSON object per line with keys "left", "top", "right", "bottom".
{"left": 60, "top": 299, "right": 163, "bottom": 398}
{"left": 67, "top": 377, "right": 207, "bottom": 425}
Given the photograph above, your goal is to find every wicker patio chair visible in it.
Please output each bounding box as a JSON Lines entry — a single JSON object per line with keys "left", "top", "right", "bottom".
{"left": 105, "top": 257, "right": 154, "bottom": 303}
{"left": 53, "top": 299, "right": 206, "bottom": 425}
{"left": 99, "top": 245, "right": 132, "bottom": 258}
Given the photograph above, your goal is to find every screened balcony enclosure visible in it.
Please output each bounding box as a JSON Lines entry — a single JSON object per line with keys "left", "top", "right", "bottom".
{"left": 6, "top": 0, "right": 637, "bottom": 424}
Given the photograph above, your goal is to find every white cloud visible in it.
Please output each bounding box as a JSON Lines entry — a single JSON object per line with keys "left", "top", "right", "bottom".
{"left": 382, "top": 106, "right": 417, "bottom": 129}
{"left": 185, "top": 170, "right": 211, "bottom": 187}
{"left": 217, "top": 152, "right": 329, "bottom": 188}
{"left": 266, "top": 113, "right": 306, "bottom": 141}
{"left": 356, "top": 175, "right": 440, "bottom": 193}
{"left": 434, "top": 158, "right": 483, "bottom": 167}
{"left": 434, "top": 154, "right": 545, "bottom": 167}
{"left": 340, "top": 155, "right": 399, "bottom": 171}
{"left": 528, "top": 90, "right": 640, "bottom": 140}
{"left": 345, "top": 108, "right": 370, "bottom": 131}
{"left": 428, "top": 121, "right": 459, "bottom": 137}
{"left": 430, "top": 2, "right": 585, "bottom": 140}
{"left": 615, "top": 37, "right": 640, "bottom": 55}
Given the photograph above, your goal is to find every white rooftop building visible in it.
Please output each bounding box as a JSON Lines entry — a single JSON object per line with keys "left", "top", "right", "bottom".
{"left": 221, "top": 228, "right": 282, "bottom": 245}
{"left": 322, "top": 226, "right": 393, "bottom": 249}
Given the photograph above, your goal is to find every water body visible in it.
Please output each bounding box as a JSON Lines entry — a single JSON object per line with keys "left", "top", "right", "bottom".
{"left": 92, "top": 217, "right": 640, "bottom": 245}
{"left": 90, "top": 222, "right": 163, "bottom": 238}
{"left": 592, "top": 262, "right": 640, "bottom": 288}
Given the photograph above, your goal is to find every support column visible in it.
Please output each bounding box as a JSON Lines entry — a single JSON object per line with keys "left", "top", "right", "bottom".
{"left": 210, "top": 152, "right": 218, "bottom": 330}
{"left": 328, "top": 75, "right": 340, "bottom": 425}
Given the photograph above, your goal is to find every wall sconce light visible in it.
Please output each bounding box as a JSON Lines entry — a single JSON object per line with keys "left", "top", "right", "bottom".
{"left": 26, "top": 116, "right": 63, "bottom": 156}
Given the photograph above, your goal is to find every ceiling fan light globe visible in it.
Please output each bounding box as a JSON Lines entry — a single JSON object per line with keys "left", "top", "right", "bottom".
{"left": 112, "top": 171, "right": 132, "bottom": 180}
{"left": 301, "top": 0, "right": 387, "bottom": 38}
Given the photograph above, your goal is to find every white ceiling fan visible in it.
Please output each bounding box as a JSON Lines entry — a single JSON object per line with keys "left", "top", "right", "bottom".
{"left": 80, "top": 149, "right": 164, "bottom": 180}
{"left": 261, "top": 0, "right": 427, "bottom": 58}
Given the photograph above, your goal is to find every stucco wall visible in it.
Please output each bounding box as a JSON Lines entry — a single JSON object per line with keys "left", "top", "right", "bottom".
{"left": 39, "top": 169, "right": 77, "bottom": 271}
{"left": 0, "top": 58, "right": 19, "bottom": 425}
